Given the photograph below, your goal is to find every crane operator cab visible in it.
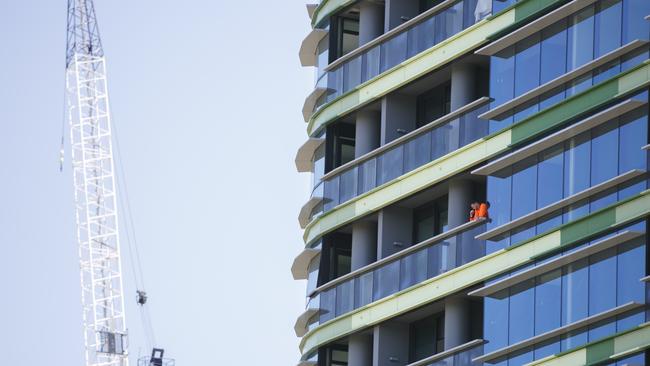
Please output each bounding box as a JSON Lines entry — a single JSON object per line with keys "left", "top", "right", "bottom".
{"left": 137, "top": 290, "right": 148, "bottom": 306}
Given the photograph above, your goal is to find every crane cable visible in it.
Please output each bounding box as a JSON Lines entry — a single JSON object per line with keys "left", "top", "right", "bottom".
{"left": 111, "top": 114, "right": 158, "bottom": 349}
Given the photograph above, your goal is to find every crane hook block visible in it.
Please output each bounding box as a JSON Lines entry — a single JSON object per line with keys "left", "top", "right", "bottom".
{"left": 137, "top": 290, "right": 148, "bottom": 306}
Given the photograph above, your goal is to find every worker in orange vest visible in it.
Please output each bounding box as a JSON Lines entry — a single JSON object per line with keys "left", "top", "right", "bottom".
{"left": 477, "top": 201, "right": 490, "bottom": 220}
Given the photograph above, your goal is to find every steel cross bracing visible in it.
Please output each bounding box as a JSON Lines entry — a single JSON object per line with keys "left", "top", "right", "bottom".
{"left": 66, "top": 1, "right": 129, "bottom": 366}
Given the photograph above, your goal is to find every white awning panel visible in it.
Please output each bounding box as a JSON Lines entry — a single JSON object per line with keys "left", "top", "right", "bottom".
{"left": 295, "top": 137, "right": 325, "bottom": 173}
{"left": 291, "top": 247, "right": 321, "bottom": 280}
{"left": 299, "top": 29, "right": 328, "bottom": 67}
{"left": 302, "top": 86, "right": 328, "bottom": 122}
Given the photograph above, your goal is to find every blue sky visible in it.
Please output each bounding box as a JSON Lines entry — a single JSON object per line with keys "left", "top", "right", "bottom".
{"left": 0, "top": 1, "right": 312, "bottom": 364}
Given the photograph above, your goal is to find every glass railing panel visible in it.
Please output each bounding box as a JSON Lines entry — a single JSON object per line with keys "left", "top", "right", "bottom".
{"left": 323, "top": 175, "right": 339, "bottom": 211}
{"left": 343, "top": 55, "right": 362, "bottom": 93}
{"left": 354, "top": 271, "right": 374, "bottom": 308}
{"left": 335, "top": 279, "right": 354, "bottom": 316}
{"left": 407, "top": 16, "right": 436, "bottom": 58}
{"left": 321, "top": 102, "right": 489, "bottom": 213}
{"left": 405, "top": 132, "right": 433, "bottom": 172}
{"left": 339, "top": 166, "right": 358, "bottom": 203}
{"left": 362, "top": 45, "right": 381, "bottom": 83}
{"left": 320, "top": 287, "right": 336, "bottom": 323}
{"left": 377, "top": 145, "right": 405, "bottom": 185}
{"left": 459, "top": 224, "right": 487, "bottom": 265}
{"left": 400, "top": 248, "right": 429, "bottom": 290}
{"left": 311, "top": 222, "right": 487, "bottom": 325}
{"left": 373, "top": 260, "right": 401, "bottom": 301}
{"left": 358, "top": 158, "right": 377, "bottom": 195}
{"left": 381, "top": 32, "right": 408, "bottom": 73}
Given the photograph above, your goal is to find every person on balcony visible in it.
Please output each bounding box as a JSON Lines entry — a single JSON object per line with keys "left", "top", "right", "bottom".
{"left": 477, "top": 201, "right": 490, "bottom": 220}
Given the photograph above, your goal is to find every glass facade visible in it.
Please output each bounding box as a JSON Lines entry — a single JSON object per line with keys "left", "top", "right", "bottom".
{"left": 483, "top": 221, "right": 647, "bottom": 365}
{"left": 486, "top": 92, "right": 648, "bottom": 252}
{"left": 488, "top": 0, "right": 650, "bottom": 132}
{"left": 296, "top": 1, "right": 650, "bottom": 365}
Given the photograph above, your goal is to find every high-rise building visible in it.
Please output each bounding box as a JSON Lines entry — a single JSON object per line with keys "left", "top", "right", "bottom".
{"left": 292, "top": 0, "right": 650, "bottom": 365}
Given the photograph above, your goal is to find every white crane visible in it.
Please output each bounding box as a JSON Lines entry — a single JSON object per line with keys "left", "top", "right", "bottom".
{"left": 65, "top": 0, "right": 129, "bottom": 365}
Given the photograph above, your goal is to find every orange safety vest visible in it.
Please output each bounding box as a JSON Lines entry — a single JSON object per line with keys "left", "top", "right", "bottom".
{"left": 477, "top": 203, "right": 489, "bottom": 219}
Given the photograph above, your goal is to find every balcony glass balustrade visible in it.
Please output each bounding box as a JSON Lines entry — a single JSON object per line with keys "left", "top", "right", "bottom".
{"left": 309, "top": 221, "right": 487, "bottom": 325}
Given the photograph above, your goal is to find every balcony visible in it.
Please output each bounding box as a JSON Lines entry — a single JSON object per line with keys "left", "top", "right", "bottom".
{"left": 317, "top": 98, "right": 490, "bottom": 214}
{"left": 308, "top": 0, "right": 493, "bottom": 118}
{"left": 308, "top": 220, "right": 487, "bottom": 327}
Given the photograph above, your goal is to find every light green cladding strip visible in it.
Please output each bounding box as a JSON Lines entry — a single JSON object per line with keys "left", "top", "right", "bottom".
{"left": 307, "top": 0, "right": 565, "bottom": 137}
{"left": 526, "top": 323, "right": 650, "bottom": 366}
{"left": 299, "top": 191, "right": 650, "bottom": 356}
{"left": 311, "top": 0, "right": 356, "bottom": 28}
{"left": 303, "top": 61, "right": 650, "bottom": 245}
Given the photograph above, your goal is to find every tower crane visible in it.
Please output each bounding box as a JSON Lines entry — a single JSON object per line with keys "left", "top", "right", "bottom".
{"left": 63, "top": 1, "right": 173, "bottom": 365}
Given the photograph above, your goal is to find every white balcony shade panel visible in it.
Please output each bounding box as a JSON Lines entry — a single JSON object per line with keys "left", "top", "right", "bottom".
{"left": 302, "top": 86, "right": 328, "bottom": 122}
{"left": 294, "top": 308, "right": 320, "bottom": 337}
{"left": 306, "top": 4, "right": 318, "bottom": 20}
{"left": 299, "top": 29, "right": 328, "bottom": 67}
{"left": 295, "top": 137, "right": 325, "bottom": 173}
{"left": 291, "top": 248, "right": 321, "bottom": 280}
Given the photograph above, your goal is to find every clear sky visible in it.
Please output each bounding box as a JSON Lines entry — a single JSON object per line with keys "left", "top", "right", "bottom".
{"left": 0, "top": 1, "right": 312, "bottom": 364}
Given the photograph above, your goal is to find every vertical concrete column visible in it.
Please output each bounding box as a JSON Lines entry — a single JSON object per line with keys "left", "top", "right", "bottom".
{"left": 450, "top": 63, "right": 476, "bottom": 111}
{"left": 447, "top": 178, "right": 473, "bottom": 229}
{"left": 349, "top": 333, "right": 373, "bottom": 366}
{"left": 352, "top": 221, "right": 378, "bottom": 271}
{"left": 444, "top": 296, "right": 470, "bottom": 350}
{"left": 355, "top": 110, "right": 381, "bottom": 158}
{"left": 447, "top": 178, "right": 473, "bottom": 273}
{"left": 359, "top": 1, "right": 384, "bottom": 46}
{"left": 373, "top": 323, "right": 409, "bottom": 366}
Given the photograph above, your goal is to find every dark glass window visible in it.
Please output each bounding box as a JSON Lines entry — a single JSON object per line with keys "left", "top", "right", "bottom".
{"left": 511, "top": 157, "right": 538, "bottom": 220}
{"left": 622, "top": 0, "right": 650, "bottom": 43}
{"left": 413, "top": 203, "right": 436, "bottom": 243}
{"left": 590, "top": 121, "right": 619, "bottom": 185}
{"left": 594, "top": 0, "right": 622, "bottom": 57}
{"left": 567, "top": 6, "right": 595, "bottom": 70}
{"left": 417, "top": 82, "right": 451, "bottom": 128}
{"left": 561, "top": 258, "right": 588, "bottom": 351}
{"left": 618, "top": 108, "right": 648, "bottom": 173}
{"left": 489, "top": 47, "right": 515, "bottom": 132}
{"left": 515, "top": 34, "right": 541, "bottom": 98}
{"left": 588, "top": 249, "right": 617, "bottom": 340}
{"left": 540, "top": 21, "right": 568, "bottom": 84}
{"left": 537, "top": 146, "right": 564, "bottom": 208}
{"left": 409, "top": 313, "right": 444, "bottom": 362}
{"left": 509, "top": 280, "right": 535, "bottom": 343}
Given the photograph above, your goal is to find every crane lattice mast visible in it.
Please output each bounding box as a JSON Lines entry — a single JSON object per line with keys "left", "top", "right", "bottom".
{"left": 65, "top": 0, "right": 129, "bottom": 365}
